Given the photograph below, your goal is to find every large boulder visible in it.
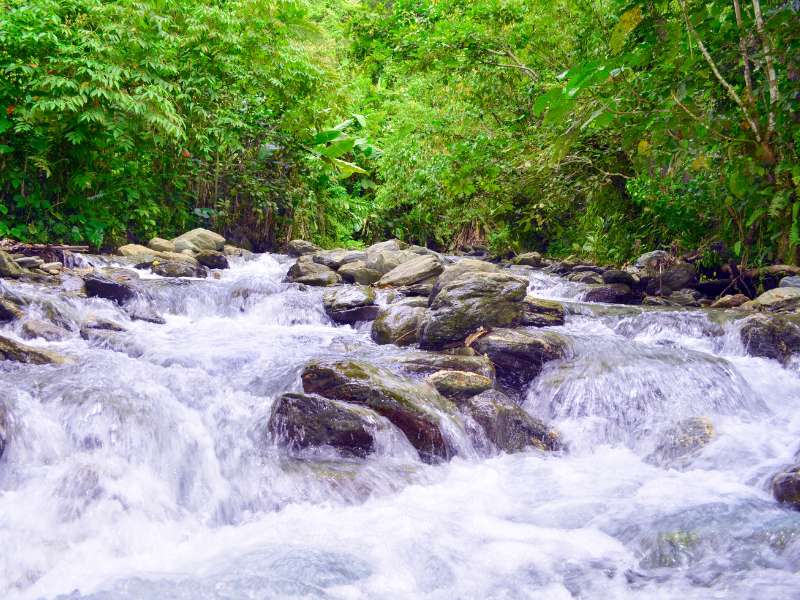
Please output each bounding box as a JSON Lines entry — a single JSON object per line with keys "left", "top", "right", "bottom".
{"left": 287, "top": 239, "right": 321, "bottom": 257}
{"left": 301, "top": 360, "right": 460, "bottom": 463}
{"left": 151, "top": 260, "right": 207, "bottom": 278}
{"left": 285, "top": 257, "right": 341, "bottom": 286}
{"left": 656, "top": 262, "right": 697, "bottom": 293}
{"left": 0, "top": 250, "right": 23, "bottom": 278}
{"left": 568, "top": 271, "right": 603, "bottom": 285}
{"left": 635, "top": 250, "right": 672, "bottom": 270}
{"left": 267, "top": 392, "right": 385, "bottom": 458}
{"left": 520, "top": 296, "right": 565, "bottom": 327}
{"left": 365, "top": 239, "right": 408, "bottom": 255}
{"left": 583, "top": 283, "right": 640, "bottom": 305}
{"left": 513, "top": 252, "right": 543, "bottom": 267}
{"left": 376, "top": 254, "right": 444, "bottom": 288}
{"left": 147, "top": 237, "right": 176, "bottom": 253}
{"left": 742, "top": 287, "right": 800, "bottom": 312}
{"left": 773, "top": 465, "right": 800, "bottom": 509}
{"left": 463, "top": 390, "right": 561, "bottom": 453}
{"left": 397, "top": 351, "right": 496, "bottom": 380}
{"left": 472, "top": 328, "right": 569, "bottom": 387}
{"left": 313, "top": 249, "right": 367, "bottom": 270}
{"left": 116, "top": 244, "right": 157, "bottom": 259}
{"left": 780, "top": 276, "right": 800, "bottom": 289}
{"left": 365, "top": 249, "right": 419, "bottom": 275}
{"left": 371, "top": 303, "right": 427, "bottom": 346}
{"left": 84, "top": 271, "right": 139, "bottom": 304}
{"left": 338, "top": 260, "right": 381, "bottom": 285}
{"left": 195, "top": 250, "right": 229, "bottom": 270}
{"left": 418, "top": 271, "right": 529, "bottom": 350}
{"left": 429, "top": 259, "right": 499, "bottom": 301}
{"left": 0, "top": 334, "right": 68, "bottom": 365}
{"left": 426, "top": 370, "right": 492, "bottom": 400}
{"left": 740, "top": 314, "right": 800, "bottom": 364}
{"left": 172, "top": 228, "right": 225, "bottom": 253}
{"left": 646, "top": 417, "right": 715, "bottom": 468}
{"left": 322, "top": 286, "right": 379, "bottom": 324}
{"left": 602, "top": 269, "right": 637, "bottom": 287}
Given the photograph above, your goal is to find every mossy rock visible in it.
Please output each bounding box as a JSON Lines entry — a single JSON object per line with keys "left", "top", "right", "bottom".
{"left": 426, "top": 370, "right": 492, "bottom": 400}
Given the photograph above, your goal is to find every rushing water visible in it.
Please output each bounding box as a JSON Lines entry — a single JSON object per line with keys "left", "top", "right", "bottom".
{"left": 1, "top": 254, "right": 800, "bottom": 599}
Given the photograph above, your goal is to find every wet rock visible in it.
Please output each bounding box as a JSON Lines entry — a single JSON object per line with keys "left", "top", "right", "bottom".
{"left": 742, "top": 287, "right": 800, "bottom": 312}
{"left": 151, "top": 260, "right": 207, "bottom": 278}
{"left": 646, "top": 417, "right": 715, "bottom": 467}
{"left": 125, "top": 306, "right": 167, "bottom": 325}
{"left": 302, "top": 360, "right": 459, "bottom": 463}
{"left": 520, "top": 296, "right": 565, "bottom": 327}
{"left": 463, "top": 390, "right": 561, "bottom": 453}
{"left": 195, "top": 250, "right": 229, "bottom": 270}
{"left": 0, "top": 334, "right": 68, "bottom": 365}
{"left": 418, "top": 271, "right": 528, "bottom": 350}
{"left": 397, "top": 351, "right": 496, "bottom": 380}
{"left": 396, "top": 276, "right": 438, "bottom": 297}
{"left": 84, "top": 272, "right": 138, "bottom": 304}
{"left": 568, "top": 271, "right": 603, "bottom": 284}
{"left": 0, "top": 402, "right": 7, "bottom": 459}
{"left": 694, "top": 279, "right": 734, "bottom": 297}
{"left": 740, "top": 314, "right": 800, "bottom": 364}
{"left": 15, "top": 256, "right": 43, "bottom": 269}
{"left": 21, "top": 319, "right": 69, "bottom": 341}
{"left": 426, "top": 370, "right": 492, "bottom": 400}
{"left": 584, "top": 283, "right": 640, "bottom": 305}
{"left": 667, "top": 289, "right": 702, "bottom": 307}
{"left": 780, "top": 276, "right": 800, "bottom": 289}
{"left": 365, "top": 239, "right": 408, "bottom": 255}
{"left": 710, "top": 294, "right": 749, "bottom": 309}
{"left": 322, "top": 286, "right": 379, "bottom": 324}
{"left": 472, "top": 328, "right": 569, "bottom": 387}
{"left": 117, "top": 244, "right": 157, "bottom": 259}
{"left": 337, "top": 260, "right": 381, "bottom": 285}
{"left": 40, "top": 262, "right": 62, "bottom": 274}
{"left": 313, "top": 249, "right": 367, "bottom": 270}
{"left": 0, "top": 250, "right": 24, "bottom": 278}
{"left": 223, "top": 244, "right": 251, "bottom": 258}
{"left": 602, "top": 269, "right": 637, "bottom": 287}
{"left": 148, "top": 237, "right": 176, "bottom": 253}
{"left": 365, "top": 249, "right": 419, "bottom": 275}
{"left": 172, "top": 228, "right": 225, "bottom": 252}
{"left": 285, "top": 257, "right": 341, "bottom": 286}
{"left": 656, "top": 263, "right": 697, "bottom": 293}
{"left": 773, "top": 465, "right": 800, "bottom": 509}
{"left": 513, "top": 252, "right": 543, "bottom": 267}
{"left": 376, "top": 254, "right": 443, "bottom": 288}
{"left": 371, "top": 303, "right": 426, "bottom": 346}
{"left": 287, "top": 239, "right": 321, "bottom": 257}
{"left": 635, "top": 250, "right": 672, "bottom": 270}
{"left": 0, "top": 297, "right": 23, "bottom": 322}
{"left": 429, "top": 259, "right": 499, "bottom": 301}
{"left": 80, "top": 328, "right": 144, "bottom": 357}
{"left": 267, "top": 392, "right": 385, "bottom": 458}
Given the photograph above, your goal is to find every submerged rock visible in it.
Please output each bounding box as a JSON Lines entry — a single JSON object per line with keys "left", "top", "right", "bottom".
{"left": 338, "top": 260, "right": 381, "bottom": 285}
{"left": 472, "top": 328, "right": 569, "bottom": 387}
{"left": 426, "top": 370, "right": 492, "bottom": 400}
{"left": 322, "top": 286, "right": 379, "bottom": 324}
{"left": 267, "top": 392, "right": 385, "bottom": 458}
{"left": 371, "top": 303, "right": 426, "bottom": 346}
{"left": 463, "top": 390, "right": 561, "bottom": 453}
{"left": 21, "top": 319, "right": 70, "bottom": 341}
{"left": 83, "top": 272, "right": 138, "bottom": 304}
{"left": 285, "top": 257, "right": 341, "bottom": 286}
{"left": 376, "top": 254, "right": 443, "bottom": 288}
{"left": 520, "top": 296, "right": 565, "bottom": 327}
{"left": 740, "top": 314, "right": 800, "bottom": 364}
{"left": 646, "top": 417, "right": 715, "bottom": 468}
{"left": 302, "top": 360, "right": 459, "bottom": 463}
{"left": 287, "top": 239, "right": 321, "bottom": 257}
{"left": 0, "top": 334, "right": 68, "bottom": 365}
{"left": 773, "top": 465, "right": 800, "bottom": 509}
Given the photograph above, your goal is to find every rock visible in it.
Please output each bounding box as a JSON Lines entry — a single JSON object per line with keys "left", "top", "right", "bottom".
{"left": 418, "top": 271, "right": 529, "bottom": 350}
{"left": 584, "top": 283, "right": 640, "bottom": 304}
{"left": 365, "top": 249, "right": 419, "bottom": 275}
{"left": 743, "top": 287, "right": 800, "bottom": 312}
{"left": 396, "top": 276, "right": 438, "bottom": 297}
{"left": 287, "top": 239, "right": 322, "bottom": 257}
{"left": 117, "top": 244, "right": 157, "bottom": 259}
{"left": 740, "top": 314, "right": 800, "bottom": 364}
{"left": 371, "top": 303, "right": 427, "bottom": 346}
{"left": 312, "top": 249, "right": 367, "bottom": 270}
{"left": 710, "top": 294, "right": 750, "bottom": 309}
{"left": 472, "top": 328, "right": 569, "bottom": 387}
{"left": 376, "top": 254, "right": 444, "bottom": 288}
{"left": 780, "top": 276, "right": 800, "bottom": 289}
{"left": 195, "top": 250, "right": 229, "bottom": 270}
{"left": 602, "top": 269, "right": 637, "bottom": 286}
{"left": 79, "top": 328, "right": 144, "bottom": 357}
{"left": 14, "top": 256, "right": 43, "bottom": 269}
{"left": 667, "top": 289, "right": 702, "bottom": 307}
{"left": 520, "top": 296, "right": 566, "bottom": 327}
{"left": 429, "top": 259, "right": 499, "bottom": 301}
{"left": 397, "top": 351, "right": 496, "bottom": 380}
{"left": 568, "top": 270, "right": 603, "bottom": 284}
{"left": 223, "top": 244, "right": 251, "bottom": 257}
{"left": 337, "top": 260, "right": 382, "bottom": 285}
{"left": 0, "top": 250, "right": 24, "bottom": 278}
{"left": 570, "top": 264, "right": 604, "bottom": 274}
{"left": 426, "top": 370, "right": 492, "bottom": 400}
{"left": 151, "top": 260, "right": 207, "bottom": 278}
{"left": 302, "top": 360, "right": 460, "bottom": 463}
{"left": 267, "top": 392, "right": 385, "bottom": 458}
{"left": 773, "top": 465, "right": 800, "bottom": 509}
{"left": 0, "top": 402, "right": 7, "bottom": 459}
{"left": 657, "top": 263, "right": 697, "bottom": 293}
{"left": 40, "top": 262, "right": 62, "bottom": 274}
{"left": 514, "top": 252, "right": 543, "bottom": 267}
{"left": 322, "top": 286, "right": 379, "bottom": 324}
{"left": 463, "top": 390, "right": 561, "bottom": 452}
{"left": 0, "top": 297, "right": 24, "bottom": 322}
{"left": 84, "top": 272, "right": 138, "bottom": 304}
{"left": 365, "top": 239, "right": 408, "bottom": 255}
{"left": 21, "top": 319, "right": 69, "bottom": 341}
{"left": 285, "top": 257, "right": 341, "bottom": 286}
{"left": 635, "top": 250, "right": 672, "bottom": 270}
{"left": 126, "top": 306, "right": 167, "bottom": 325}
{"left": 0, "top": 334, "right": 68, "bottom": 365}
{"left": 148, "top": 237, "right": 176, "bottom": 253}
{"left": 646, "top": 417, "right": 715, "bottom": 467}
{"left": 172, "top": 228, "right": 225, "bottom": 252}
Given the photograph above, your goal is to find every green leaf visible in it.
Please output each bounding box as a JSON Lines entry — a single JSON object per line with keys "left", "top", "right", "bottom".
{"left": 328, "top": 157, "right": 368, "bottom": 177}
{"left": 610, "top": 7, "right": 644, "bottom": 54}
{"left": 320, "top": 138, "right": 356, "bottom": 159}
{"left": 312, "top": 129, "right": 344, "bottom": 145}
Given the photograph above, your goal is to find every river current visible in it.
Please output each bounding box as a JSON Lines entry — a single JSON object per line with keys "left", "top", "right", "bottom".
{"left": 1, "top": 253, "right": 799, "bottom": 599}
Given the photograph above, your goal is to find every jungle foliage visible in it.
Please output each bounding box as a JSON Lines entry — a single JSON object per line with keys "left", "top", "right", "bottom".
{"left": 1, "top": 0, "right": 799, "bottom": 264}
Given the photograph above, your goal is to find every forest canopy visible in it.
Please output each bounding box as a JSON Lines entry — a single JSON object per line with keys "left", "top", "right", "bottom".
{"left": 1, "top": 0, "right": 798, "bottom": 265}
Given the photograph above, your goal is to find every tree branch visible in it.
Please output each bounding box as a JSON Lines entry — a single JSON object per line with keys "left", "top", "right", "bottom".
{"left": 751, "top": 0, "right": 779, "bottom": 136}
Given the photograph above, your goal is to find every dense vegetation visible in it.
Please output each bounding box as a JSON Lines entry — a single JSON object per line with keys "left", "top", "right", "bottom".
{"left": 1, "top": 0, "right": 798, "bottom": 265}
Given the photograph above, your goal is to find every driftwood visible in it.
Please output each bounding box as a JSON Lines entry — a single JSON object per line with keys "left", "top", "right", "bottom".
{"left": 0, "top": 239, "right": 90, "bottom": 267}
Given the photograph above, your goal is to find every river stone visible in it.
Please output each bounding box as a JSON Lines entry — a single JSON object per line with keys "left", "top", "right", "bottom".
{"left": 268, "top": 392, "right": 385, "bottom": 458}
{"left": 646, "top": 417, "right": 715, "bottom": 468}
{"left": 773, "top": 465, "right": 800, "bottom": 509}
{"left": 0, "top": 334, "right": 68, "bottom": 365}
{"left": 568, "top": 271, "right": 603, "bottom": 284}
{"left": 743, "top": 287, "right": 800, "bottom": 312}
{"left": 520, "top": 296, "right": 565, "bottom": 327}
{"left": 172, "top": 228, "right": 225, "bottom": 252}
{"left": 397, "top": 351, "right": 495, "bottom": 380}
{"left": 152, "top": 260, "right": 207, "bottom": 278}
{"left": 371, "top": 303, "right": 426, "bottom": 346}
{"left": 602, "top": 269, "right": 637, "bottom": 287}
{"left": 0, "top": 402, "right": 7, "bottom": 459}
{"left": 464, "top": 390, "right": 561, "bottom": 453}
{"left": 338, "top": 260, "right": 381, "bottom": 285}
{"left": 21, "top": 319, "right": 69, "bottom": 341}
{"left": 14, "top": 256, "right": 43, "bottom": 269}
{"left": 0, "top": 250, "right": 23, "bottom": 278}
{"left": 195, "top": 250, "right": 229, "bottom": 270}
{"left": 635, "top": 250, "right": 672, "bottom": 270}
{"left": 322, "top": 286, "right": 378, "bottom": 324}
{"left": 710, "top": 294, "right": 749, "bottom": 309}
{"left": 285, "top": 257, "right": 341, "bottom": 286}
{"left": 472, "top": 328, "right": 569, "bottom": 387}
{"left": 584, "top": 283, "right": 639, "bottom": 305}
{"left": 429, "top": 259, "right": 499, "bottom": 302}
{"left": 287, "top": 239, "right": 321, "bottom": 257}
{"left": 84, "top": 272, "right": 138, "bottom": 304}
{"left": 148, "top": 237, "right": 175, "bottom": 253}
{"left": 376, "top": 254, "right": 443, "bottom": 288}
{"left": 365, "top": 249, "right": 419, "bottom": 275}
{"left": 418, "top": 271, "right": 529, "bottom": 350}
{"left": 301, "top": 360, "right": 459, "bottom": 463}
{"left": 780, "top": 276, "right": 800, "bottom": 289}
{"left": 396, "top": 276, "right": 439, "bottom": 297}
{"left": 740, "top": 314, "right": 800, "bottom": 364}
{"left": 223, "top": 244, "right": 251, "bottom": 258}
{"left": 426, "top": 370, "right": 492, "bottom": 400}
{"left": 0, "top": 297, "right": 23, "bottom": 322}
{"left": 313, "top": 249, "right": 367, "bottom": 270}
{"left": 365, "top": 239, "right": 408, "bottom": 255}
{"left": 655, "top": 262, "right": 697, "bottom": 293}
{"left": 514, "top": 252, "right": 543, "bottom": 267}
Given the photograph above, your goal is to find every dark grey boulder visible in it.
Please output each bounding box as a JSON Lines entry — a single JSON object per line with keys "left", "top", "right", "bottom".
{"left": 84, "top": 272, "right": 139, "bottom": 304}
{"left": 0, "top": 297, "right": 24, "bottom": 322}
{"left": 740, "top": 314, "right": 800, "bottom": 364}
{"left": 429, "top": 259, "right": 498, "bottom": 302}
{"left": 285, "top": 257, "right": 341, "bottom": 286}
{"left": 602, "top": 269, "right": 637, "bottom": 287}
{"left": 568, "top": 271, "right": 603, "bottom": 284}
{"left": 195, "top": 250, "right": 229, "bottom": 270}
{"left": 397, "top": 351, "right": 496, "bottom": 380}
{"left": 773, "top": 465, "right": 800, "bottom": 509}
{"left": 152, "top": 260, "right": 207, "bottom": 278}
{"left": 287, "top": 239, "right": 321, "bottom": 257}
{"left": 0, "top": 402, "right": 7, "bottom": 459}
{"left": 584, "top": 283, "right": 640, "bottom": 305}
{"left": 472, "top": 328, "right": 569, "bottom": 387}
{"left": 520, "top": 296, "right": 565, "bottom": 327}
{"left": 338, "top": 260, "right": 381, "bottom": 285}
{"left": 322, "top": 286, "right": 379, "bottom": 324}
{"left": 371, "top": 303, "right": 426, "bottom": 346}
